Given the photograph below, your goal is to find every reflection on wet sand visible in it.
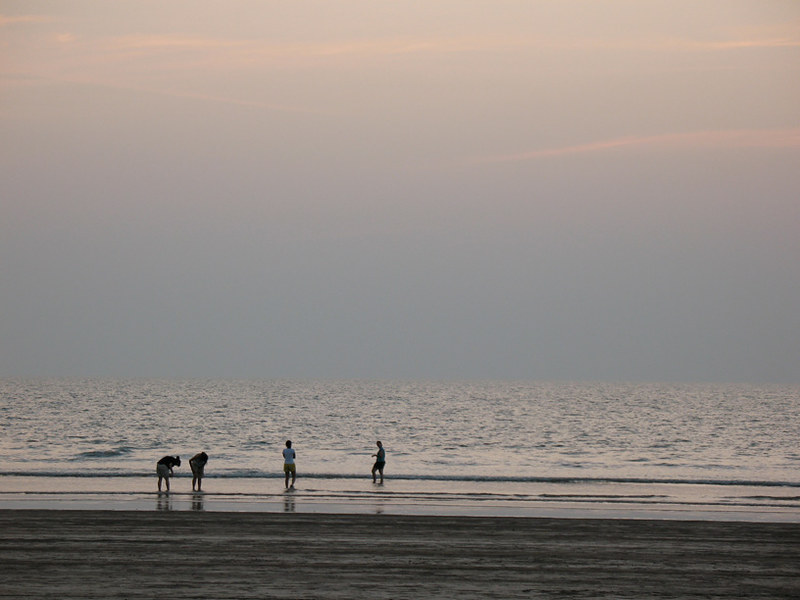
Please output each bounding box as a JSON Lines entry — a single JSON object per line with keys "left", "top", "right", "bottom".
{"left": 283, "top": 490, "right": 296, "bottom": 513}
{"left": 372, "top": 487, "right": 387, "bottom": 514}
{"left": 156, "top": 493, "right": 172, "bottom": 511}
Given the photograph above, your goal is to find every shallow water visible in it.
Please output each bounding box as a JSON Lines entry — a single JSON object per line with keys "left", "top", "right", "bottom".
{"left": 1, "top": 475, "right": 798, "bottom": 522}
{"left": 1, "top": 378, "right": 799, "bottom": 520}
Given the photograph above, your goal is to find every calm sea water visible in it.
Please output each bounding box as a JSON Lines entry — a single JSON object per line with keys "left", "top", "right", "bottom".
{"left": 1, "top": 379, "right": 799, "bottom": 519}
{"left": 2, "top": 378, "right": 798, "bottom": 483}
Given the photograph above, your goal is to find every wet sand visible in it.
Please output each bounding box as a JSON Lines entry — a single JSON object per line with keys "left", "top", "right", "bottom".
{"left": 1, "top": 510, "right": 799, "bottom": 599}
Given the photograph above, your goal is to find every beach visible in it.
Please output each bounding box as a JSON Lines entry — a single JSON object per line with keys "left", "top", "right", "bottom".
{"left": 2, "top": 510, "right": 799, "bottom": 599}
{"left": 2, "top": 379, "right": 798, "bottom": 597}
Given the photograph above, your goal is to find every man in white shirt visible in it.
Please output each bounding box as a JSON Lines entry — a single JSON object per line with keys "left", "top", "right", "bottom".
{"left": 282, "top": 440, "right": 296, "bottom": 489}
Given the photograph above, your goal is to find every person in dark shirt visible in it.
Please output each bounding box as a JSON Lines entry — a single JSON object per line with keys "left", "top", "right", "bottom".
{"left": 189, "top": 452, "right": 208, "bottom": 491}
{"left": 156, "top": 455, "right": 181, "bottom": 492}
{"left": 371, "top": 441, "right": 386, "bottom": 484}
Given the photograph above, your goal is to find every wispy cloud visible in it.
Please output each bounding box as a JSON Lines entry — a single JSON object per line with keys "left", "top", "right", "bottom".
{"left": 103, "top": 34, "right": 509, "bottom": 61}
{"left": 474, "top": 129, "right": 800, "bottom": 164}
{"left": 707, "top": 38, "right": 800, "bottom": 50}
{"left": 46, "top": 74, "right": 329, "bottom": 114}
{"left": 111, "top": 35, "right": 249, "bottom": 51}
{"left": 662, "top": 37, "right": 800, "bottom": 52}
{"left": 127, "top": 82, "right": 329, "bottom": 114}
{"left": 12, "top": 26, "right": 798, "bottom": 83}
{"left": 0, "top": 14, "right": 52, "bottom": 26}
{"left": 104, "top": 32, "right": 800, "bottom": 60}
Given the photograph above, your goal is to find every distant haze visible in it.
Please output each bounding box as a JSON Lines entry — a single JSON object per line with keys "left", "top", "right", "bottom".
{"left": 1, "top": 1, "right": 799, "bottom": 383}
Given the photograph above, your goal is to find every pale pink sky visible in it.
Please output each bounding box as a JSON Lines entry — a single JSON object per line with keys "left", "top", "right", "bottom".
{"left": 1, "top": 1, "right": 799, "bottom": 381}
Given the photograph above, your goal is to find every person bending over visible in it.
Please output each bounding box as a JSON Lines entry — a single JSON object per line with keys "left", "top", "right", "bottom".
{"left": 156, "top": 455, "right": 181, "bottom": 492}
{"left": 189, "top": 451, "right": 208, "bottom": 491}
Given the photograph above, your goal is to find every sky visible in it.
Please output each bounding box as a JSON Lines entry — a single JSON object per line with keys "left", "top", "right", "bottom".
{"left": 1, "top": 1, "right": 799, "bottom": 383}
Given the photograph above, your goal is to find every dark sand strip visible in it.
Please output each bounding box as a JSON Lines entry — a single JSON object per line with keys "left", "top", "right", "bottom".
{"left": 1, "top": 510, "right": 799, "bottom": 599}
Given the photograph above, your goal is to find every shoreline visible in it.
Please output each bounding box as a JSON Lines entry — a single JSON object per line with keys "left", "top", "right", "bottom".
{"left": 2, "top": 509, "right": 799, "bottom": 598}
{"left": 1, "top": 474, "right": 799, "bottom": 522}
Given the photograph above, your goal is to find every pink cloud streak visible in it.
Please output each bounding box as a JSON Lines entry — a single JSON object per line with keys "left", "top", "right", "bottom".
{"left": 475, "top": 129, "right": 800, "bottom": 164}
{"left": 0, "top": 14, "right": 52, "bottom": 26}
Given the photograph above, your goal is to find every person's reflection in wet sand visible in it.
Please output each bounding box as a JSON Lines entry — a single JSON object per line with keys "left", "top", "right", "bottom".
{"left": 283, "top": 489, "right": 296, "bottom": 513}
{"left": 192, "top": 492, "right": 205, "bottom": 511}
{"left": 371, "top": 480, "right": 387, "bottom": 514}
{"left": 156, "top": 492, "right": 172, "bottom": 511}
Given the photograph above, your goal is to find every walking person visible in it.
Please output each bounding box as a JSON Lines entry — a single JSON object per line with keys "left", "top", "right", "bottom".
{"left": 189, "top": 451, "right": 208, "bottom": 491}
{"left": 156, "top": 455, "right": 181, "bottom": 492}
{"left": 371, "top": 441, "right": 386, "bottom": 484}
{"left": 283, "top": 440, "right": 296, "bottom": 489}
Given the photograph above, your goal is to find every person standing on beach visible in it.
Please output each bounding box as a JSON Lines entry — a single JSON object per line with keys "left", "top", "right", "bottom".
{"left": 189, "top": 451, "right": 208, "bottom": 492}
{"left": 156, "top": 455, "right": 181, "bottom": 492}
{"left": 283, "top": 440, "right": 296, "bottom": 489}
{"left": 371, "top": 441, "right": 386, "bottom": 484}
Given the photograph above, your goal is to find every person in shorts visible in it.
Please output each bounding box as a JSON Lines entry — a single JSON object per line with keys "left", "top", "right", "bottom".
{"left": 283, "top": 440, "right": 296, "bottom": 489}
{"left": 156, "top": 455, "right": 181, "bottom": 492}
{"left": 189, "top": 452, "right": 208, "bottom": 491}
{"left": 371, "top": 441, "right": 386, "bottom": 484}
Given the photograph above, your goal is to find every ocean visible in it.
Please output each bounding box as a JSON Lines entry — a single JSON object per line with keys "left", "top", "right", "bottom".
{"left": 1, "top": 378, "right": 798, "bottom": 520}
